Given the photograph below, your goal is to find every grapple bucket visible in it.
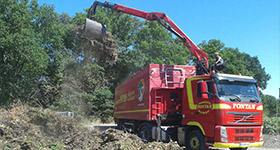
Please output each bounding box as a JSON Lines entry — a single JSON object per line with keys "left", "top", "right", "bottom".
{"left": 82, "top": 18, "right": 107, "bottom": 40}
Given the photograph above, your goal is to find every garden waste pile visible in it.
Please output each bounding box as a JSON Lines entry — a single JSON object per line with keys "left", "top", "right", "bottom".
{"left": 0, "top": 105, "right": 182, "bottom": 150}
{"left": 74, "top": 25, "right": 118, "bottom": 65}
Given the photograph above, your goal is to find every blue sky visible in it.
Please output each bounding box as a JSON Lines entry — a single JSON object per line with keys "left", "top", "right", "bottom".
{"left": 38, "top": 0, "right": 279, "bottom": 98}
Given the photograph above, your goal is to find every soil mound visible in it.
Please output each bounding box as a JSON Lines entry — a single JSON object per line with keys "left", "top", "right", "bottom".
{"left": 0, "top": 105, "right": 182, "bottom": 150}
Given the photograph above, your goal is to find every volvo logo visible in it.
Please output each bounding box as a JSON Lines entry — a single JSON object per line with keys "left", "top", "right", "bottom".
{"left": 235, "top": 114, "right": 254, "bottom": 123}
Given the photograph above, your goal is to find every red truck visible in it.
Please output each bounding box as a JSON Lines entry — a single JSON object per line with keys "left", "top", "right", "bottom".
{"left": 114, "top": 64, "right": 263, "bottom": 150}
{"left": 85, "top": 1, "right": 263, "bottom": 149}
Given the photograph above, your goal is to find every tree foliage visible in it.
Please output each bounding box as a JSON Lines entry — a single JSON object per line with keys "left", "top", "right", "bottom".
{"left": 0, "top": 1, "right": 274, "bottom": 121}
{"left": 198, "top": 39, "right": 270, "bottom": 89}
{"left": 134, "top": 21, "right": 190, "bottom": 66}
{"left": 261, "top": 93, "right": 279, "bottom": 116}
{"left": 0, "top": 0, "right": 70, "bottom": 106}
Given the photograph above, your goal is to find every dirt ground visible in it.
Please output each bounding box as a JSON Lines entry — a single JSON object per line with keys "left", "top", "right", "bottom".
{"left": 251, "top": 134, "right": 280, "bottom": 149}
{"left": 90, "top": 124, "right": 280, "bottom": 150}
{"left": 0, "top": 105, "right": 279, "bottom": 150}
{"left": 211, "top": 134, "right": 280, "bottom": 150}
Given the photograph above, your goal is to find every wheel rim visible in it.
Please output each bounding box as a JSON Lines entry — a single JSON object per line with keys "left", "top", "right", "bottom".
{"left": 190, "top": 136, "right": 200, "bottom": 149}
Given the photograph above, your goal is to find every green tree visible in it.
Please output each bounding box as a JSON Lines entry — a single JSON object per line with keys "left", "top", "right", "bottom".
{"left": 93, "top": 7, "right": 143, "bottom": 49}
{"left": 87, "top": 7, "right": 145, "bottom": 88}
{"left": 134, "top": 21, "right": 190, "bottom": 65}
{"left": 261, "top": 94, "right": 279, "bottom": 116}
{"left": 0, "top": 0, "right": 71, "bottom": 106}
{"left": 54, "top": 57, "right": 112, "bottom": 121}
{"left": 109, "top": 20, "right": 191, "bottom": 87}
{"left": 51, "top": 8, "right": 139, "bottom": 121}
{"left": 198, "top": 39, "right": 270, "bottom": 89}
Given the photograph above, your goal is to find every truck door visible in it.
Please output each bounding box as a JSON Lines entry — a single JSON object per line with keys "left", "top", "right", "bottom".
{"left": 195, "top": 80, "right": 214, "bottom": 116}
{"left": 190, "top": 79, "right": 215, "bottom": 136}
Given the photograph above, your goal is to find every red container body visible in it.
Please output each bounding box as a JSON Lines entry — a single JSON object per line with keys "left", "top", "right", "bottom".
{"left": 114, "top": 64, "right": 196, "bottom": 121}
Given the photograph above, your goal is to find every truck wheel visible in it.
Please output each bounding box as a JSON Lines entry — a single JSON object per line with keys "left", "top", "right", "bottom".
{"left": 116, "top": 119, "right": 123, "bottom": 130}
{"left": 186, "top": 130, "right": 207, "bottom": 150}
{"left": 230, "top": 148, "right": 248, "bottom": 150}
{"left": 138, "top": 125, "right": 152, "bottom": 142}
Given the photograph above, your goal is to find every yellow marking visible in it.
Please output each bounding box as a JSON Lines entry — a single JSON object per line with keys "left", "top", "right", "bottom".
{"left": 187, "top": 121, "right": 205, "bottom": 135}
{"left": 127, "top": 96, "right": 135, "bottom": 101}
{"left": 128, "top": 91, "right": 135, "bottom": 97}
{"left": 115, "top": 99, "right": 120, "bottom": 105}
{"left": 190, "top": 137, "right": 199, "bottom": 149}
{"left": 114, "top": 109, "right": 149, "bottom": 114}
{"left": 197, "top": 101, "right": 212, "bottom": 114}
{"left": 186, "top": 77, "right": 208, "bottom": 110}
{"left": 212, "top": 104, "right": 232, "bottom": 109}
{"left": 116, "top": 90, "right": 136, "bottom": 104}
{"left": 198, "top": 110, "right": 209, "bottom": 114}
{"left": 115, "top": 93, "right": 127, "bottom": 105}
{"left": 213, "top": 142, "right": 263, "bottom": 148}
{"left": 197, "top": 101, "right": 212, "bottom": 109}
{"left": 120, "top": 94, "right": 127, "bottom": 102}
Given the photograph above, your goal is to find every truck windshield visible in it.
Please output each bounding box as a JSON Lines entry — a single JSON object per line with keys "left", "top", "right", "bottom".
{"left": 215, "top": 80, "right": 261, "bottom": 103}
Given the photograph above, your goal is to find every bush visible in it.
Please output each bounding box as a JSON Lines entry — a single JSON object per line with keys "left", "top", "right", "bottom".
{"left": 263, "top": 115, "right": 280, "bottom": 134}
{"left": 87, "top": 89, "right": 114, "bottom": 123}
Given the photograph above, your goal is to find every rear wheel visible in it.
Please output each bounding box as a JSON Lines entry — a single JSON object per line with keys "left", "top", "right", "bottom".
{"left": 138, "top": 124, "right": 152, "bottom": 142}
{"left": 116, "top": 119, "right": 123, "bottom": 130}
{"left": 186, "top": 130, "right": 207, "bottom": 150}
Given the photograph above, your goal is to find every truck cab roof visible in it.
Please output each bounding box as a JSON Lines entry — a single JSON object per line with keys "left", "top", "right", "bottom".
{"left": 212, "top": 73, "right": 256, "bottom": 83}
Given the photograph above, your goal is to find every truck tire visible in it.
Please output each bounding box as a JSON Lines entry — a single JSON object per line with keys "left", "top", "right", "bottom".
{"left": 186, "top": 130, "right": 207, "bottom": 150}
{"left": 116, "top": 119, "right": 123, "bottom": 130}
{"left": 138, "top": 124, "right": 152, "bottom": 142}
{"left": 230, "top": 148, "right": 248, "bottom": 150}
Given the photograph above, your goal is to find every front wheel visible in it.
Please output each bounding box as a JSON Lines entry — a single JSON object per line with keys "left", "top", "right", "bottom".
{"left": 186, "top": 130, "right": 207, "bottom": 150}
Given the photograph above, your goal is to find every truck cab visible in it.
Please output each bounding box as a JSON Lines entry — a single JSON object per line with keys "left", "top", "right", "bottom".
{"left": 179, "top": 73, "right": 263, "bottom": 149}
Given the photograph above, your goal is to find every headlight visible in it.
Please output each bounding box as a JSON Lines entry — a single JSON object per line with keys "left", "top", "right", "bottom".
{"left": 256, "top": 105, "right": 263, "bottom": 110}
{"left": 221, "top": 126, "right": 227, "bottom": 138}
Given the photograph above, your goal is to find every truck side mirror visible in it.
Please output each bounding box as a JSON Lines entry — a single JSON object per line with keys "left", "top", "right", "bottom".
{"left": 200, "top": 81, "right": 208, "bottom": 99}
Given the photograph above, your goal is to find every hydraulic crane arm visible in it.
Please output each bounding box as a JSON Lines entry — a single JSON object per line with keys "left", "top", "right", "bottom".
{"left": 88, "top": 1, "right": 209, "bottom": 72}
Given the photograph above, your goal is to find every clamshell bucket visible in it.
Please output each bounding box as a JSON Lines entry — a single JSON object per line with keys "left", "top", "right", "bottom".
{"left": 82, "top": 18, "right": 107, "bottom": 40}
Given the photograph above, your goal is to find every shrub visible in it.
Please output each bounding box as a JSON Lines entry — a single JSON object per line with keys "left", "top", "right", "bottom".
{"left": 263, "top": 115, "right": 280, "bottom": 134}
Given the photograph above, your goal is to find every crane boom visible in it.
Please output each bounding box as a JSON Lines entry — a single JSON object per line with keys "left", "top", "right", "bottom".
{"left": 88, "top": 1, "right": 209, "bottom": 73}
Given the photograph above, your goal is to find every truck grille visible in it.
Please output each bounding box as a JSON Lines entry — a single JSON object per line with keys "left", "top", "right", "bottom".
{"left": 235, "top": 136, "right": 254, "bottom": 142}
{"left": 227, "top": 112, "right": 260, "bottom": 124}
{"left": 235, "top": 128, "right": 254, "bottom": 134}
